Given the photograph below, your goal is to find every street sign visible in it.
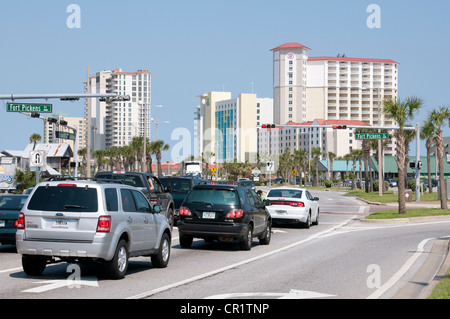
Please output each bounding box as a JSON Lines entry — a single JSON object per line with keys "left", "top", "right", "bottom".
{"left": 211, "top": 167, "right": 216, "bottom": 173}
{"left": 7, "top": 103, "right": 52, "bottom": 113}
{"left": 56, "top": 131, "right": 76, "bottom": 141}
{"left": 355, "top": 133, "right": 389, "bottom": 140}
{"left": 30, "top": 151, "right": 45, "bottom": 168}
{"left": 292, "top": 169, "right": 297, "bottom": 176}
{"left": 251, "top": 168, "right": 261, "bottom": 176}
{"left": 267, "top": 161, "right": 275, "bottom": 172}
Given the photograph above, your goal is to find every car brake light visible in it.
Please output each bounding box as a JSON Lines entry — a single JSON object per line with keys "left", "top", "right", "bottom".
{"left": 96, "top": 216, "right": 111, "bottom": 233}
{"left": 289, "top": 201, "right": 304, "bottom": 207}
{"left": 17, "top": 212, "right": 25, "bottom": 229}
{"left": 269, "top": 200, "right": 304, "bottom": 207}
{"left": 57, "top": 183, "right": 77, "bottom": 187}
{"left": 225, "top": 209, "right": 244, "bottom": 219}
{"left": 179, "top": 206, "right": 192, "bottom": 216}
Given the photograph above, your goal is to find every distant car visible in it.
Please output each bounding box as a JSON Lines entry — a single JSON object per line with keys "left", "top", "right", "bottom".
{"left": 177, "top": 184, "right": 272, "bottom": 250}
{"left": 273, "top": 178, "right": 284, "bottom": 184}
{"left": 0, "top": 194, "right": 29, "bottom": 245}
{"left": 159, "top": 176, "right": 208, "bottom": 221}
{"left": 384, "top": 178, "right": 397, "bottom": 187}
{"left": 266, "top": 188, "right": 319, "bottom": 228}
{"left": 16, "top": 179, "right": 171, "bottom": 279}
{"left": 236, "top": 180, "right": 256, "bottom": 190}
{"left": 422, "top": 179, "right": 438, "bottom": 188}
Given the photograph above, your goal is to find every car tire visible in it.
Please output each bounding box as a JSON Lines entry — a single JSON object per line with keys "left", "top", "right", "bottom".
{"left": 239, "top": 224, "right": 253, "bottom": 251}
{"left": 167, "top": 207, "right": 174, "bottom": 229}
{"left": 151, "top": 233, "right": 171, "bottom": 268}
{"left": 104, "top": 239, "right": 129, "bottom": 279}
{"left": 312, "top": 210, "right": 319, "bottom": 226}
{"left": 303, "top": 212, "right": 311, "bottom": 229}
{"left": 259, "top": 221, "right": 271, "bottom": 245}
{"left": 179, "top": 234, "right": 193, "bottom": 248}
{"left": 22, "top": 255, "right": 47, "bottom": 276}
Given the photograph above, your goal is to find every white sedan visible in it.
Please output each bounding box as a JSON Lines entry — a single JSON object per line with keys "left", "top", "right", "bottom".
{"left": 266, "top": 188, "right": 319, "bottom": 228}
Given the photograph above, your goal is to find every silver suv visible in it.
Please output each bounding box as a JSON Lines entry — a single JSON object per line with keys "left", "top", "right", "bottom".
{"left": 16, "top": 179, "right": 171, "bottom": 279}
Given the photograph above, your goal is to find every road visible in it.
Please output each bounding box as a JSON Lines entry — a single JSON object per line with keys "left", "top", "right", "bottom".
{"left": 0, "top": 189, "right": 448, "bottom": 300}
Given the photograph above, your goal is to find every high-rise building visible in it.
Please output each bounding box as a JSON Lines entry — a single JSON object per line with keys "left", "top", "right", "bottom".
{"left": 197, "top": 91, "right": 273, "bottom": 163}
{"left": 271, "top": 43, "right": 310, "bottom": 125}
{"left": 271, "top": 42, "right": 399, "bottom": 156}
{"left": 85, "top": 68, "right": 151, "bottom": 150}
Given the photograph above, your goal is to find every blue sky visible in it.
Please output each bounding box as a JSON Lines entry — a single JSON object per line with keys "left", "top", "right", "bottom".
{"left": 1, "top": 0, "right": 449, "bottom": 161}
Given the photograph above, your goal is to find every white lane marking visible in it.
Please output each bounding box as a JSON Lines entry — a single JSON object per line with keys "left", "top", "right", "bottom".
{"left": 0, "top": 267, "right": 22, "bottom": 274}
{"left": 366, "top": 237, "right": 434, "bottom": 299}
{"left": 127, "top": 216, "right": 356, "bottom": 299}
{"left": 206, "top": 289, "right": 335, "bottom": 299}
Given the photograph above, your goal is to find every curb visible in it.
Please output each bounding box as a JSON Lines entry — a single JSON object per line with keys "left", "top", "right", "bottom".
{"left": 361, "top": 215, "right": 450, "bottom": 224}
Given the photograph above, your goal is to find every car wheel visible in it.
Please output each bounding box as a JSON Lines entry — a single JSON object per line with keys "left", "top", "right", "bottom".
{"left": 303, "top": 211, "right": 311, "bottom": 229}
{"left": 104, "top": 239, "right": 129, "bottom": 279}
{"left": 259, "top": 221, "right": 271, "bottom": 245}
{"left": 312, "top": 209, "right": 319, "bottom": 226}
{"left": 239, "top": 224, "right": 253, "bottom": 251}
{"left": 167, "top": 207, "right": 174, "bottom": 229}
{"left": 22, "top": 255, "right": 47, "bottom": 276}
{"left": 179, "top": 234, "right": 193, "bottom": 248}
{"left": 151, "top": 233, "right": 171, "bottom": 268}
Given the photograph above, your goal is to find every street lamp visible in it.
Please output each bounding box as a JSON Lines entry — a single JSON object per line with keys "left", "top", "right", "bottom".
{"left": 138, "top": 101, "right": 163, "bottom": 172}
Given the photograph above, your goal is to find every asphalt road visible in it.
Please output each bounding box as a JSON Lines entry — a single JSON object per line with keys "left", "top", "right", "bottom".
{"left": 0, "top": 189, "right": 448, "bottom": 300}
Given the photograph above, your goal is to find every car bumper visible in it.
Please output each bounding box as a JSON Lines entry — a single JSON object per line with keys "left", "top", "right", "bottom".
{"left": 0, "top": 230, "right": 17, "bottom": 245}
{"left": 15, "top": 231, "right": 118, "bottom": 261}
{"left": 267, "top": 206, "right": 308, "bottom": 223}
{"left": 177, "top": 220, "right": 249, "bottom": 239}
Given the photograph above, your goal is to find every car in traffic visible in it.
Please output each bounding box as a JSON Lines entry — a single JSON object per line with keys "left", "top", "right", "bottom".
{"left": 266, "top": 187, "right": 319, "bottom": 228}
{"left": 94, "top": 171, "right": 175, "bottom": 228}
{"left": 159, "top": 176, "right": 208, "bottom": 222}
{"left": 16, "top": 179, "right": 172, "bottom": 279}
{"left": 422, "top": 178, "right": 438, "bottom": 188}
{"left": 384, "top": 178, "right": 398, "bottom": 188}
{"left": 0, "top": 194, "right": 29, "bottom": 245}
{"left": 236, "top": 180, "right": 256, "bottom": 190}
{"left": 177, "top": 184, "right": 272, "bottom": 250}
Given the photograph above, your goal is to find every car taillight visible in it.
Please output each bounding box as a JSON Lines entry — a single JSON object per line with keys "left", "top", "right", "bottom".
{"left": 289, "top": 202, "right": 304, "bottom": 207}
{"left": 225, "top": 209, "right": 244, "bottom": 219}
{"left": 17, "top": 212, "right": 25, "bottom": 229}
{"left": 270, "top": 200, "right": 304, "bottom": 207}
{"left": 96, "top": 216, "right": 111, "bottom": 233}
{"left": 179, "top": 206, "right": 192, "bottom": 216}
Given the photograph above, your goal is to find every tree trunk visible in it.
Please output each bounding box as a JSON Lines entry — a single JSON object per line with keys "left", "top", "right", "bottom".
{"left": 436, "top": 132, "right": 448, "bottom": 209}
{"left": 396, "top": 130, "right": 407, "bottom": 214}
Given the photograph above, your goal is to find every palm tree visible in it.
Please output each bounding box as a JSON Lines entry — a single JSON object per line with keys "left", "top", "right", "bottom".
{"left": 29, "top": 133, "right": 42, "bottom": 151}
{"left": 328, "top": 152, "right": 337, "bottom": 181}
{"left": 152, "top": 140, "right": 170, "bottom": 177}
{"left": 420, "top": 119, "right": 436, "bottom": 194}
{"left": 427, "top": 106, "right": 450, "bottom": 209}
{"left": 311, "top": 147, "right": 322, "bottom": 186}
{"left": 383, "top": 96, "right": 423, "bottom": 214}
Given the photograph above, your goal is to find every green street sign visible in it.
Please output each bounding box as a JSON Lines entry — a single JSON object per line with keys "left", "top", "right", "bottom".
{"left": 355, "top": 133, "right": 390, "bottom": 140}
{"left": 7, "top": 103, "right": 52, "bottom": 113}
{"left": 56, "top": 131, "right": 76, "bottom": 141}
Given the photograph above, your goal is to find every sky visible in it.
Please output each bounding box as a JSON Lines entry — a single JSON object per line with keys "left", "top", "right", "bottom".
{"left": 1, "top": 0, "right": 449, "bottom": 162}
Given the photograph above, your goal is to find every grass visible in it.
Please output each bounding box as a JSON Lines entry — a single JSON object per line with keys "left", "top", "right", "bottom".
{"left": 365, "top": 208, "right": 450, "bottom": 219}
{"left": 428, "top": 269, "right": 450, "bottom": 299}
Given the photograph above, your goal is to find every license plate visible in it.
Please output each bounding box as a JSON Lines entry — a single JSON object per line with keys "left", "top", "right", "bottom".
{"left": 0, "top": 220, "right": 5, "bottom": 227}
{"left": 276, "top": 210, "right": 287, "bottom": 215}
{"left": 202, "top": 212, "right": 215, "bottom": 219}
{"left": 52, "top": 219, "right": 69, "bottom": 228}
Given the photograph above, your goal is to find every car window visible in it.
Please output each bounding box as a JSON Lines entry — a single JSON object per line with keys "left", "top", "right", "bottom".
{"left": 131, "top": 190, "right": 151, "bottom": 213}
{"left": 250, "top": 189, "right": 263, "bottom": 206}
{"left": 105, "top": 188, "right": 118, "bottom": 211}
{"left": 245, "top": 189, "right": 256, "bottom": 206}
{"left": 28, "top": 186, "right": 98, "bottom": 212}
{"left": 150, "top": 176, "right": 162, "bottom": 193}
{"left": 185, "top": 189, "right": 239, "bottom": 205}
{"left": 305, "top": 191, "right": 312, "bottom": 200}
{"left": 121, "top": 189, "right": 137, "bottom": 212}
{"left": 161, "top": 178, "right": 192, "bottom": 192}
{"left": 268, "top": 189, "right": 302, "bottom": 198}
{"left": 0, "top": 196, "right": 26, "bottom": 210}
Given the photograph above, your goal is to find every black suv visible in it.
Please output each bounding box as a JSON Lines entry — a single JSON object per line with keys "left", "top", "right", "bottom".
{"left": 177, "top": 184, "right": 272, "bottom": 250}
{"left": 94, "top": 171, "right": 175, "bottom": 228}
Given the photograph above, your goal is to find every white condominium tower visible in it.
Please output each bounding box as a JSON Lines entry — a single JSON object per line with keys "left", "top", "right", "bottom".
{"left": 271, "top": 43, "right": 310, "bottom": 125}
{"left": 85, "top": 68, "right": 151, "bottom": 150}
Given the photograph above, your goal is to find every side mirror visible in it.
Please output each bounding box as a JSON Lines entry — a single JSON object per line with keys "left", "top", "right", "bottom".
{"left": 153, "top": 205, "right": 161, "bottom": 214}
{"left": 164, "top": 186, "right": 172, "bottom": 193}
{"left": 314, "top": 197, "right": 319, "bottom": 201}
{"left": 263, "top": 199, "right": 270, "bottom": 206}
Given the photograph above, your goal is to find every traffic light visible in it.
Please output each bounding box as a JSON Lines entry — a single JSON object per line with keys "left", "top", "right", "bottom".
{"left": 410, "top": 161, "right": 423, "bottom": 169}
{"left": 332, "top": 125, "right": 347, "bottom": 129}
{"left": 262, "top": 124, "right": 276, "bottom": 129}
{"left": 30, "top": 113, "right": 40, "bottom": 118}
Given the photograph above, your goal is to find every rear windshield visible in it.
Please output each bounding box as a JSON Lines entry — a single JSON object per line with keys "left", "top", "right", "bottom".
{"left": 96, "top": 174, "right": 144, "bottom": 187}
{"left": 27, "top": 186, "right": 98, "bottom": 212}
{"left": 184, "top": 189, "right": 239, "bottom": 205}
{"left": 160, "top": 178, "right": 192, "bottom": 192}
{"left": 267, "top": 189, "right": 302, "bottom": 199}
{"left": 0, "top": 196, "right": 27, "bottom": 210}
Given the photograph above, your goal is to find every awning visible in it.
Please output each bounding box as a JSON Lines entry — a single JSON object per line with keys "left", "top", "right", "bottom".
{"left": 44, "top": 166, "right": 61, "bottom": 176}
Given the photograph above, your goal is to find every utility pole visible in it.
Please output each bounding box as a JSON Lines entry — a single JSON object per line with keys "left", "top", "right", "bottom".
{"left": 86, "top": 66, "right": 91, "bottom": 177}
